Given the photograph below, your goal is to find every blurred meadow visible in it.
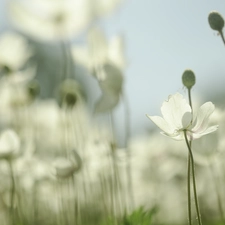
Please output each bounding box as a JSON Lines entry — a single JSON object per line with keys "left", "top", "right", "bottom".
{"left": 0, "top": 0, "right": 225, "bottom": 225}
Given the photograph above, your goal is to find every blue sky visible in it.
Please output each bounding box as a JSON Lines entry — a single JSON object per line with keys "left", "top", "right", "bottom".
{"left": 1, "top": 0, "right": 225, "bottom": 138}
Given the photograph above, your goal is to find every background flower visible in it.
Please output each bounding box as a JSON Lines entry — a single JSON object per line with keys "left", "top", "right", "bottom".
{"left": 0, "top": 129, "right": 20, "bottom": 160}
{"left": 0, "top": 31, "right": 32, "bottom": 72}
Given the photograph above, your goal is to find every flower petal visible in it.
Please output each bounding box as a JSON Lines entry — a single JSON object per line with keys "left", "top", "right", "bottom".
{"left": 146, "top": 115, "right": 174, "bottom": 134}
{"left": 161, "top": 93, "right": 191, "bottom": 130}
{"left": 182, "top": 111, "right": 192, "bottom": 128}
{"left": 191, "top": 102, "right": 215, "bottom": 133}
{"left": 161, "top": 131, "right": 184, "bottom": 141}
{"left": 191, "top": 125, "right": 218, "bottom": 140}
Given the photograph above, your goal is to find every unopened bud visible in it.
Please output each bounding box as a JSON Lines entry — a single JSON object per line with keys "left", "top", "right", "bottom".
{"left": 59, "top": 79, "right": 84, "bottom": 109}
{"left": 27, "top": 80, "right": 40, "bottom": 102}
{"left": 1, "top": 65, "right": 12, "bottom": 75}
{"left": 208, "top": 11, "right": 224, "bottom": 32}
{"left": 64, "top": 92, "right": 77, "bottom": 108}
{"left": 182, "top": 70, "right": 196, "bottom": 89}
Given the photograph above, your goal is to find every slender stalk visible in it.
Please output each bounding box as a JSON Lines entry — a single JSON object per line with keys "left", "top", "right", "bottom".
{"left": 187, "top": 155, "right": 192, "bottom": 225}
{"left": 122, "top": 93, "right": 135, "bottom": 211}
{"left": 109, "top": 113, "right": 122, "bottom": 224}
{"left": 60, "top": 40, "right": 75, "bottom": 81}
{"left": 187, "top": 89, "right": 193, "bottom": 109}
{"left": 8, "top": 159, "right": 16, "bottom": 225}
{"left": 208, "top": 162, "right": 225, "bottom": 224}
{"left": 184, "top": 130, "right": 202, "bottom": 225}
{"left": 60, "top": 41, "right": 70, "bottom": 81}
{"left": 219, "top": 31, "right": 225, "bottom": 46}
{"left": 187, "top": 87, "right": 193, "bottom": 225}
{"left": 9, "top": 160, "right": 15, "bottom": 211}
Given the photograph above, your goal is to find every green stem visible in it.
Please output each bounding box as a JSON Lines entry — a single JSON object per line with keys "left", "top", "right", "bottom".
{"left": 209, "top": 163, "right": 225, "bottom": 224}
{"left": 122, "top": 93, "right": 135, "bottom": 211}
{"left": 187, "top": 154, "right": 192, "bottom": 225}
{"left": 184, "top": 130, "right": 202, "bottom": 225}
{"left": 219, "top": 31, "right": 225, "bottom": 46}
{"left": 61, "top": 41, "right": 70, "bottom": 81}
{"left": 60, "top": 40, "right": 75, "bottom": 82}
{"left": 109, "top": 113, "right": 121, "bottom": 224}
{"left": 188, "top": 88, "right": 193, "bottom": 109}
{"left": 187, "top": 87, "right": 193, "bottom": 225}
{"left": 8, "top": 160, "right": 16, "bottom": 225}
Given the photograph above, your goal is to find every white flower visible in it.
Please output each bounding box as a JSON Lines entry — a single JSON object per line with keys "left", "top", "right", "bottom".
{"left": 0, "top": 31, "right": 32, "bottom": 72}
{"left": 146, "top": 93, "right": 218, "bottom": 141}
{"left": 0, "top": 129, "right": 20, "bottom": 160}
{"left": 72, "top": 27, "right": 126, "bottom": 75}
{"left": 9, "top": 0, "right": 91, "bottom": 41}
{"left": 8, "top": 0, "right": 123, "bottom": 41}
{"left": 72, "top": 28, "right": 125, "bottom": 113}
{"left": 52, "top": 157, "right": 80, "bottom": 179}
{"left": 94, "top": 63, "right": 123, "bottom": 113}
{"left": 89, "top": 0, "right": 123, "bottom": 18}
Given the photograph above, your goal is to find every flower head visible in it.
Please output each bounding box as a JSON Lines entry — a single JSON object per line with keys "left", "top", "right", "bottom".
{"left": 9, "top": 0, "right": 123, "bottom": 41}
{"left": 0, "top": 31, "right": 32, "bottom": 73}
{"left": 9, "top": 0, "right": 91, "bottom": 41}
{"left": 146, "top": 93, "right": 218, "bottom": 141}
{"left": 208, "top": 11, "right": 224, "bottom": 32}
{"left": 52, "top": 157, "right": 78, "bottom": 179}
{"left": 0, "top": 129, "right": 20, "bottom": 160}
{"left": 182, "top": 70, "right": 196, "bottom": 89}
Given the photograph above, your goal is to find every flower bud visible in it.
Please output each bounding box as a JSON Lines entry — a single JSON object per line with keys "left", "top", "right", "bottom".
{"left": 64, "top": 92, "right": 77, "bottom": 108}
{"left": 59, "top": 79, "right": 84, "bottom": 109}
{"left": 51, "top": 150, "right": 82, "bottom": 179}
{"left": 208, "top": 11, "right": 224, "bottom": 32}
{"left": 52, "top": 157, "right": 77, "bottom": 179}
{"left": 0, "top": 65, "right": 12, "bottom": 75}
{"left": 27, "top": 80, "right": 40, "bottom": 102}
{"left": 182, "top": 70, "right": 196, "bottom": 89}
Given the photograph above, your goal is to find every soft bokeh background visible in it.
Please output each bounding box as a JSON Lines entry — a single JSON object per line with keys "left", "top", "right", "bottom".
{"left": 0, "top": 0, "right": 225, "bottom": 137}
{"left": 0, "top": 1, "right": 224, "bottom": 225}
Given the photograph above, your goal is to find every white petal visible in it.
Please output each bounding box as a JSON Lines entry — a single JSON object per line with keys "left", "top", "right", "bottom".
{"left": 161, "top": 131, "right": 184, "bottom": 141}
{"left": 0, "top": 129, "right": 20, "bottom": 158}
{"left": 182, "top": 112, "right": 192, "bottom": 128}
{"left": 191, "top": 125, "right": 218, "bottom": 140}
{"left": 191, "top": 102, "right": 215, "bottom": 133}
{"left": 99, "top": 63, "right": 123, "bottom": 93}
{"left": 146, "top": 115, "right": 174, "bottom": 134}
{"left": 95, "top": 91, "right": 120, "bottom": 113}
{"left": 161, "top": 93, "right": 191, "bottom": 130}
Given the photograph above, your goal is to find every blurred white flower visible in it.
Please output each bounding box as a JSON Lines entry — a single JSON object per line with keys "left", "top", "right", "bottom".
{"left": 107, "top": 35, "right": 126, "bottom": 70}
{"left": 9, "top": 0, "right": 91, "bottom": 41}
{"left": 72, "top": 27, "right": 126, "bottom": 74}
{"left": 0, "top": 129, "right": 20, "bottom": 160}
{"left": 14, "top": 155, "right": 51, "bottom": 190}
{"left": 52, "top": 156, "right": 81, "bottom": 179}
{"left": 59, "top": 78, "right": 85, "bottom": 109}
{"left": 9, "top": 0, "right": 123, "bottom": 41}
{"left": 73, "top": 28, "right": 126, "bottom": 112}
{"left": 1, "top": 67, "right": 36, "bottom": 87}
{"left": 72, "top": 28, "right": 125, "bottom": 112}
{"left": 129, "top": 134, "right": 187, "bottom": 223}
{"left": 94, "top": 63, "right": 123, "bottom": 113}
{"left": 0, "top": 69, "right": 36, "bottom": 116}
{"left": 0, "top": 31, "right": 32, "bottom": 72}
{"left": 89, "top": 0, "right": 123, "bottom": 18}
{"left": 87, "top": 28, "right": 126, "bottom": 74}
{"left": 84, "top": 126, "right": 112, "bottom": 177}
{"left": 147, "top": 93, "right": 218, "bottom": 140}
